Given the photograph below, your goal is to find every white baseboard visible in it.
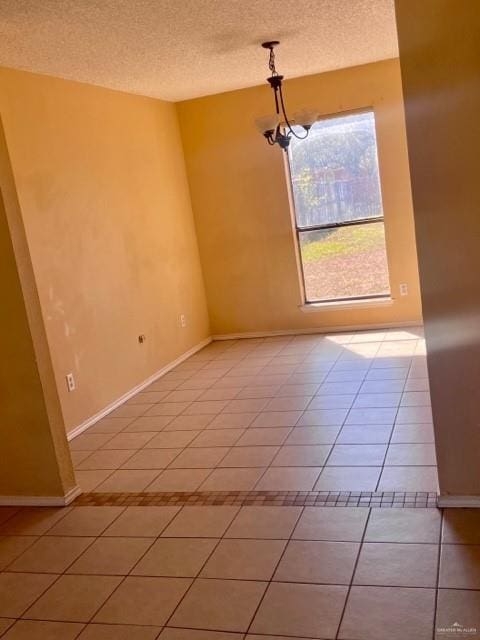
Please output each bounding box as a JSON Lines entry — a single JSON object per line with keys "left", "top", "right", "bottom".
{"left": 212, "top": 321, "right": 422, "bottom": 341}
{"left": 0, "top": 485, "right": 82, "bottom": 507}
{"left": 67, "top": 337, "right": 212, "bottom": 441}
{"left": 437, "top": 495, "right": 480, "bottom": 508}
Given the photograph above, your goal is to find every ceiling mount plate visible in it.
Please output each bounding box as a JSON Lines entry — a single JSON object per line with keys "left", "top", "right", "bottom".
{"left": 261, "top": 41, "right": 280, "bottom": 49}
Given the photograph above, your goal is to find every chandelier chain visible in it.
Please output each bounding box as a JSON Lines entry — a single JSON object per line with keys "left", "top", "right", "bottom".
{"left": 268, "top": 48, "right": 277, "bottom": 76}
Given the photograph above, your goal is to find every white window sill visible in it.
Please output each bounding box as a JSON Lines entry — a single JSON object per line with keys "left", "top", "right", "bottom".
{"left": 299, "top": 297, "right": 394, "bottom": 313}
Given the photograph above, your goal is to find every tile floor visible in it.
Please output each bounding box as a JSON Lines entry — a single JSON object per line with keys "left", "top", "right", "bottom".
{"left": 0, "top": 504, "right": 480, "bottom": 638}
{"left": 70, "top": 327, "right": 438, "bottom": 494}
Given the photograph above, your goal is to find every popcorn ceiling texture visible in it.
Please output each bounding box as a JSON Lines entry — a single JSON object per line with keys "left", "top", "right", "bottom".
{"left": 0, "top": 0, "right": 398, "bottom": 101}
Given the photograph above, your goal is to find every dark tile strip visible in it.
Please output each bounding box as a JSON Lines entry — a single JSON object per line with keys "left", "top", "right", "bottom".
{"left": 73, "top": 490, "right": 439, "bottom": 508}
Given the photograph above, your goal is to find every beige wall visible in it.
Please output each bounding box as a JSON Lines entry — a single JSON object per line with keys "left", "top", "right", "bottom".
{"left": 396, "top": 0, "right": 480, "bottom": 497}
{"left": 0, "top": 120, "right": 75, "bottom": 497}
{"left": 0, "top": 67, "right": 210, "bottom": 434}
{"left": 177, "top": 59, "right": 422, "bottom": 336}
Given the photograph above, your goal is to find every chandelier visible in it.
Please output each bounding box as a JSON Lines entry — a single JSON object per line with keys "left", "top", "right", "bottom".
{"left": 256, "top": 41, "right": 319, "bottom": 151}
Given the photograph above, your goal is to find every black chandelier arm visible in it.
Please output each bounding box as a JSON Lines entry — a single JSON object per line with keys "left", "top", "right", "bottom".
{"left": 278, "top": 85, "right": 309, "bottom": 140}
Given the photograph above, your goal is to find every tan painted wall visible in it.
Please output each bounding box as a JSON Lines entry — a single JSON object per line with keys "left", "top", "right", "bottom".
{"left": 177, "top": 59, "right": 422, "bottom": 335}
{"left": 0, "top": 67, "right": 210, "bottom": 434}
{"left": 395, "top": 0, "right": 480, "bottom": 496}
{"left": 0, "top": 120, "right": 75, "bottom": 497}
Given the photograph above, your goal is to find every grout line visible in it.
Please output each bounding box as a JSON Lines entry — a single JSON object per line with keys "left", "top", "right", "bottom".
{"left": 432, "top": 507, "right": 445, "bottom": 639}
{"left": 334, "top": 506, "right": 372, "bottom": 639}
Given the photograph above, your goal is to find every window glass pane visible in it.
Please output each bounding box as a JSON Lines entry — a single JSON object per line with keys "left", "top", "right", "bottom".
{"left": 289, "top": 111, "right": 383, "bottom": 227}
{"left": 299, "top": 222, "right": 390, "bottom": 302}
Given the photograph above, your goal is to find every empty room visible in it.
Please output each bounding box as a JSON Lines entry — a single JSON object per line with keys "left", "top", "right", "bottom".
{"left": 1, "top": 0, "right": 479, "bottom": 638}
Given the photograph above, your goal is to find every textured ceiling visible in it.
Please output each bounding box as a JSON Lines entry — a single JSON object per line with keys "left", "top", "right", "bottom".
{"left": 0, "top": 0, "right": 398, "bottom": 102}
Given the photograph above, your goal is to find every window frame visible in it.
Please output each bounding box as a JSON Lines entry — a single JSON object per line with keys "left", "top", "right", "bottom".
{"left": 286, "top": 107, "right": 391, "bottom": 306}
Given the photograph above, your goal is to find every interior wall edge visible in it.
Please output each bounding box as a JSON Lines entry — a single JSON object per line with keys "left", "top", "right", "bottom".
{"left": 0, "top": 485, "right": 81, "bottom": 507}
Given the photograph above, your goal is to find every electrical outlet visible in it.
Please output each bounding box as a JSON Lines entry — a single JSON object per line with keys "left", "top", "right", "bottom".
{"left": 66, "top": 373, "right": 76, "bottom": 392}
{"left": 399, "top": 283, "right": 408, "bottom": 296}
{"left": 179, "top": 314, "right": 187, "bottom": 328}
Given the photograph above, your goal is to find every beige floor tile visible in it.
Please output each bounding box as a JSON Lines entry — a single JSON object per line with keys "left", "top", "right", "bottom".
{"left": 377, "top": 466, "right": 438, "bottom": 492}
{"left": 129, "top": 391, "right": 171, "bottom": 404}
{"left": 123, "top": 416, "right": 174, "bottom": 432}
{"left": 275, "top": 540, "right": 358, "bottom": 584}
{"left": 404, "top": 378, "right": 429, "bottom": 392}
{"left": 336, "top": 425, "right": 392, "bottom": 444}
{"left": 121, "top": 448, "right": 182, "bottom": 469}
{"left": 304, "top": 394, "right": 354, "bottom": 409}
{"left": 0, "top": 536, "right": 38, "bottom": 570}
{"left": 164, "top": 415, "right": 214, "bottom": 430}
{"left": 199, "top": 388, "right": 243, "bottom": 401}
{"left": 265, "top": 396, "right": 311, "bottom": 412}
{"left": 317, "top": 381, "right": 361, "bottom": 395}
{"left": 162, "top": 507, "right": 239, "bottom": 538}
{"left": 75, "top": 470, "right": 115, "bottom": 492}
{"left": 95, "top": 469, "right": 161, "bottom": 492}
{"left": 219, "top": 446, "right": 279, "bottom": 468}
{"left": 439, "top": 544, "right": 480, "bottom": 589}
{"left": 400, "top": 391, "right": 431, "bottom": 406}
{"left": 183, "top": 400, "right": 230, "bottom": 415}
{"left": 297, "top": 409, "right": 348, "bottom": 426}
{"left": 101, "top": 432, "right": 156, "bottom": 450}
{"left": 315, "top": 466, "right": 381, "bottom": 491}
{"left": 338, "top": 586, "right": 435, "bottom": 640}
{"left": 1, "top": 620, "right": 83, "bottom": 639}
{"left": 390, "top": 424, "right": 435, "bottom": 443}
{"left": 225, "top": 507, "right": 302, "bottom": 539}
{"left": 144, "top": 431, "right": 200, "bottom": 448}
{"left": 25, "top": 575, "right": 121, "bottom": 622}
{"left": 327, "top": 444, "right": 387, "bottom": 466}
{"left": 68, "top": 537, "right": 153, "bottom": 575}
{"left": 354, "top": 542, "right": 438, "bottom": 587}
{"left": 132, "top": 538, "right": 217, "bottom": 577}
{"left": 147, "top": 469, "right": 212, "bottom": 492}
{"left": 94, "top": 576, "right": 191, "bottom": 626}
{"left": 72, "top": 450, "right": 95, "bottom": 466}
{"left": 385, "top": 443, "right": 437, "bottom": 465}
{"left": 251, "top": 582, "right": 347, "bottom": 638}
{"left": 293, "top": 506, "right": 368, "bottom": 541}
{"left": 191, "top": 429, "right": 245, "bottom": 447}
{"left": 163, "top": 389, "right": 204, "bottom": 402}
{"left": 353, "top": 393, "right": 401, "bottom": 408}
{"left": 145, "top": 402, "right": 191, "bottom": 417}
{"left": 168, "top": 447, "right": 230, "bottom": 469}
{"left": 169, "top": 578, "right": 266, "bottom": 632}
{"left": 272, "top": 445, "right": 331, "bottom": 467}
{"left": 208, "top": 413, "right": 258, "bottom": 429}
{"left": 78, "top": 623, "right": 160, "bottom": 639}
{"left": 360, "top": 380, "right": 405, "bottom": 393}
{"left": 435, "top": 589, "right": 480, "bottom": 639}
{"left": 47, "top": 507, "right": 124, "bottom": 536}
{"left": 77, "top": 449, "right": 137, "bottom": 470}
{"left": 88, "top": 417, "right": 134, "bottom": 433}
{"left": 70, "top": 433, "right": 115, "bottom": 451}
{"left": 366, "top": 508, "right": 441, "bottom": 543}
{"left": 8, "top": 536, "right": 93, "bottom": 573}
{"left": 285, "top": 426, "right": 339, "bottom": 445}
{"left": 235, "top": 428, "right": 291, "bottom": 446}
{"left": 395, "top": 405, "right": 433, "bottom": 423}
{"left": 345, "top": 408, "right": 397, "bottom": 425}
{"left": 255, "top": 467, "right": 321, "bottom": 491}
{"left": 443, "top": 509, "right": 480, "bottom": 544}
{"left": 201, "top": 539, "right": 286, "bottom": 580}
{"left": 224, "top": 398, "right": 269, "bottom": 413}
{"left": 199, "top": 468, "right": 265, "bottom": 491}
{"left": 109, "top": 404, "right": 153, "bottom": 418}
{"left": 103, "top": 506, "right": 180, "bottom": 537}
{"left": 0, "top": 573, "right": 56, "bottom": 617}
{"left": 250, "top": 412, "right": 302, "bottom": 428}
{"left": 160, "top": 629, "right": 242, "bottom": 639}
{"left": 277, "top": 384, "right": 318, "bottom": 397}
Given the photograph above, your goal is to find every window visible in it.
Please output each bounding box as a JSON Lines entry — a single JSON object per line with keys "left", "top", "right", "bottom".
{"left": 288, "top": 110, "right": 390, "bottom": 304}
